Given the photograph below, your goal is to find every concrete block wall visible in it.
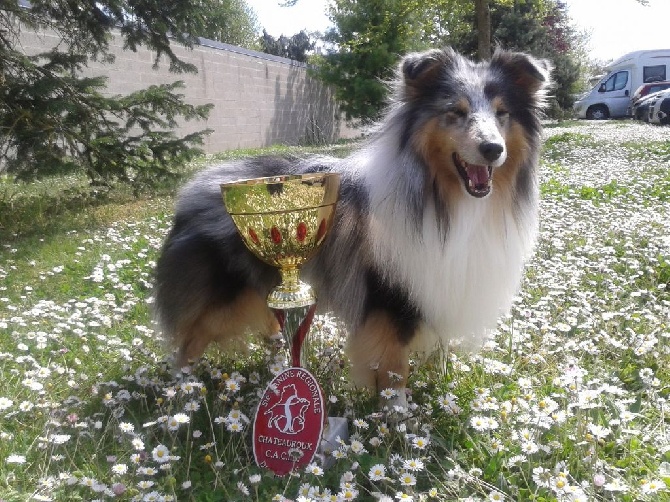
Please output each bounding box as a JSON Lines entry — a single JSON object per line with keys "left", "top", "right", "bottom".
{"left": 17, "top": 29, "right": 360, "bottom": 153}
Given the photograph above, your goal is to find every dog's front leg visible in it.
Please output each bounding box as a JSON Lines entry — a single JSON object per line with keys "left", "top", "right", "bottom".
{"left": 347, "top": 311, "right": 411, "bottom": 410}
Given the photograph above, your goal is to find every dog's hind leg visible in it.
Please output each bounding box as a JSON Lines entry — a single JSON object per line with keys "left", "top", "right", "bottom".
{"left": 347, "top": 311, "right": 411, "bottom": 406}
{"left": 175, "top": 289, "right": 279, "bottom": 366}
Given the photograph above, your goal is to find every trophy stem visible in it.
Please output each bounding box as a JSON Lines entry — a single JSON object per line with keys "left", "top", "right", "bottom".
{"left": 273, "top": 303, "right": 317, "bottom": 368}
{"left": 279, "top": 267, "right": 300, "bottom": 291}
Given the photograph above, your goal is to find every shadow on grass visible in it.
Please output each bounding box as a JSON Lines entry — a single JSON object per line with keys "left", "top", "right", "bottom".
{"left": 543, "top": 119, "right": 583, "bottom": 128}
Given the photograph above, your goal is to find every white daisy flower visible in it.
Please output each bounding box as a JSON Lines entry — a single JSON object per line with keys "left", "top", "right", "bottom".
{"left": 151, "top": 444, "right": 170, "bottom": 463}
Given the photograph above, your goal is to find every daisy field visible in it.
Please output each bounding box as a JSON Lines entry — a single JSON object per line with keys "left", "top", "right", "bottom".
{"left": 0, "top": 120, "right": 669, "bottom": 501}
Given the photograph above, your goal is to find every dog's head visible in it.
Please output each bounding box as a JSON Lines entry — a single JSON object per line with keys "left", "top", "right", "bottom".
{"left": 396, "top": 47, "right": 552, "bottom": 199}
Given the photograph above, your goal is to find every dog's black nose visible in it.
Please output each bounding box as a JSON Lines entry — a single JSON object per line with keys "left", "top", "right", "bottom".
{"left": 479, "top": 142, "right": 504, "bottom": 162}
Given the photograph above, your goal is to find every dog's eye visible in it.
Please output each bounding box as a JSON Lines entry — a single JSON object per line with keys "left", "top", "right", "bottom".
{"left": 496, "top": 109, "right": 509, "bottom": 119}
{"left": 448, "top": 109, "right": 468, "bottom": 119}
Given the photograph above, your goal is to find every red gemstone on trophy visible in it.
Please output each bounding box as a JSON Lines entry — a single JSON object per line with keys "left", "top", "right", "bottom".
{"left": 316, "top": 218, "right": 327, "bottom": 243}
{"left": 296, "top": 222, "right": 307, "bottom": 243}
{"left": 253, "top": 367, "right": 325, "bottom": 476}
{"left": 270, "top": 226, "right": 282, "bottom": 244}
{"left": 248, "top": 227, "right": 260, "bottom": 245}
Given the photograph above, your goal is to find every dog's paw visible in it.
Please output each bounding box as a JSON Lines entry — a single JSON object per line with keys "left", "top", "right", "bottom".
{"left": 379, "top": 387, "right": 412, "bottom": 424}
{"left": 379, "top": 386, "right": 407, "bottom": 409}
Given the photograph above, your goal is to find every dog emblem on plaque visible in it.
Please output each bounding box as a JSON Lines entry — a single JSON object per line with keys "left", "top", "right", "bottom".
{"left": 253, "top": 368, "right": 324, "bottom": 474}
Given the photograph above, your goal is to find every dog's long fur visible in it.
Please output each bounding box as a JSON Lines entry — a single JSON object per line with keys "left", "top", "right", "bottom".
{"left": 154, "top": 47, "right": 552, "bottom": 394}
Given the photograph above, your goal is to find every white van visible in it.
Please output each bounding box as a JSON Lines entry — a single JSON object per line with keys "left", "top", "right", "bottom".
{"left": 573, "top": 49, "right": 670, "bottom": 119}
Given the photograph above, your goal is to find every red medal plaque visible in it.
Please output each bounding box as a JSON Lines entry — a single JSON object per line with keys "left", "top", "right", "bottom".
{"left": 253, "top": 367, "right": 325, "bottom": 475}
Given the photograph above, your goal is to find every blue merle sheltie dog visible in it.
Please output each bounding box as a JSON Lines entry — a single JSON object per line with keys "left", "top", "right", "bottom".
{"left": 154, "top": 47, "right": 552, "bottom": 398}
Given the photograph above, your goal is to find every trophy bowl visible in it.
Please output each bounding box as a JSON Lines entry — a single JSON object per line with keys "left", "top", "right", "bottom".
{"left": 221, "top": 172, "right": 340, "bottom": 309}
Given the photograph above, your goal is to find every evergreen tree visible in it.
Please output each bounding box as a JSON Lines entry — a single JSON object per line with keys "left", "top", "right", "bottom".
{"left": 0, "top": 0, "right": 242, "bottom": 187}
{"left": 312, "top": 0, "right": 426, "bottom": 124}
{"left": 198, "top": 0, "right": 261, "bottom": 48}
{"left": 259, "top": 30, "right": 315, "bottom": 62}
{"left": 493, "top": 0, "right": 583, "bottom": 112}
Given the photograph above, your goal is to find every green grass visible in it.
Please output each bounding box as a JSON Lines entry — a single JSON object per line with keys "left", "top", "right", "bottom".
{"left": 1, "top": 122, "right": 669, "bottom": 501}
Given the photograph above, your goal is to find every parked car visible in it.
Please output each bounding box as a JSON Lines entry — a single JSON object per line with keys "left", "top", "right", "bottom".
{"left": 631, "top": 90, "right": 664, "bottom": 122}
{"left": 627, "top": 81, "right": 670, "bottom": 117}
{"left": 646, "top": 89, "right": 670, "bottom": 125}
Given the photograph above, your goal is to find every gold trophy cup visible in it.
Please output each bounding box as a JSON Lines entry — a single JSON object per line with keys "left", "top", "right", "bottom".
{"left": 221, "top": 172, "right": 340, "bottom": 367}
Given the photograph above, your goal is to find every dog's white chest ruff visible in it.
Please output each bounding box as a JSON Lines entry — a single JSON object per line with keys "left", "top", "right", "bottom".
{"left": 369, "top": 189, "right": 536, "bottom": 349}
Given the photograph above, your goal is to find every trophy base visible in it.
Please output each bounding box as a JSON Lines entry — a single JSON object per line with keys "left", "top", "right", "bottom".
{"left": 267, "top": 280, "right": 316, "bottom": 309}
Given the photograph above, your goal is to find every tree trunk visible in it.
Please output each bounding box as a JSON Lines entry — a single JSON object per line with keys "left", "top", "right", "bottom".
{"left": 474, "top": 0, "right": 491, "bottom": 60}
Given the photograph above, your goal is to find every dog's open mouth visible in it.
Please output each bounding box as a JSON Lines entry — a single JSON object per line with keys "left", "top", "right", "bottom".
{"left": 453, "top": 153, "right": 492, "bottom": 198}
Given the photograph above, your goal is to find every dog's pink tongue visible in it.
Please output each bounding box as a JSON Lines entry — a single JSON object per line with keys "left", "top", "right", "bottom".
{"left": 467, "top": 164, "right": 490, "bottom": 187}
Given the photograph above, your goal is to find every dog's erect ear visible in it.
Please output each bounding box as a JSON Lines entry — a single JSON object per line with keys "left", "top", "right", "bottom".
{"left": 400, "top": 48, "right": 456, "bottom": 100}
{"left": 402, "top": 49, "right": 452, "bottom": 81}
{"left": 490, "top": 49, "right": 553, "bottom": 99}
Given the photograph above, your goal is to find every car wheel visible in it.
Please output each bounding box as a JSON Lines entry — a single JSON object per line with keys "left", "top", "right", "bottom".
{"left": 586, "top": 105, "right": 609, "bottom": 120}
